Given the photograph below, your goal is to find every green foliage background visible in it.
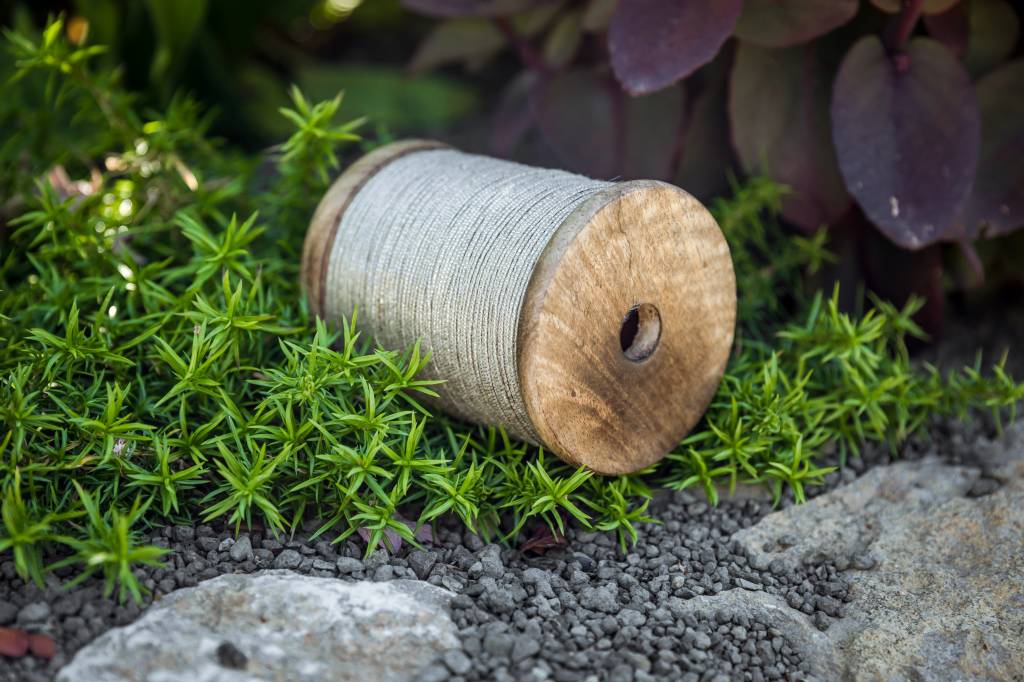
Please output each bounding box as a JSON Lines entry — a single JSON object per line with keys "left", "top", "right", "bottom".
{"left": 0, "top": 18, "right": 1021, "bottom": 603}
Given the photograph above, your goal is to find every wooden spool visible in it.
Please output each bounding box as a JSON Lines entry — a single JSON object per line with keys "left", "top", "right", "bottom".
{"left": 302, "top": 140, "right": 736, "bottom": 475}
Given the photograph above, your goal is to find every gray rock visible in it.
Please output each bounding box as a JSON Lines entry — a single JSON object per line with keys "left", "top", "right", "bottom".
{"left": 691, "top": 631, "right": 712, "bottom": 650}
{"left": 228, "top": 534, "right": 253, "bottom": 562}
{"left": 57, "top": 571, "right": 457, "bottom": 682}
{"left": 736, "top": 578, "right": 762, "bottom": 591}
{"left": 174, "top": 526, "right": 196, "bottom": 542}
{"left": 731, "top": 435, "right": 1024, "bottom": 681}
{"left": 0, "top": 599, "right": 18, "bottom": 625}
{"left": 522, "top": 567, "right": 555, "bottom": 598}
{"left": 578, "top": 584, "right": 619, "bottom": 614}
{"left": 215, "top": 640, "right": 247, "bottom": 669}
{"left": 476, "top": 544, "right": 504, "bottom": 578}
{"left": 364, "top": 549, "right": 389, "bottom": 571}
{"left": 17, "top": 601, "right": 50, "bottom": 624}
{"left": 53, "top": 593, "right": 83, "bottom": 616}
{"left": 483, "top": 583, "right": 516, "bottom": 613}
{"left": 617, "top": 608, "right": 646, "bottom": 628}
{"left": 272, "top": 549, "right": 302, "bottom": 570}
{"left": 196, "top": 536, "right": 220, "bottom": 553}
{"left": 609, "top": 663, "right": 634, "bottom": 682}
{"left": 408, "top": 551, "right": 437, "bottom": 580}
{"left": 442, "top": 649, "right": 472, "bottom": 674}
{"left": 336, "top": 557, "right": 364, "bottom": 574}
{"left": 484, "top": 631, "right": 515, "bottom": 658}
{"left": 412, "top": 663, "right": 449, "bottom": 682}
{"left": 511, "top": 635, "right": 540, "bottom": 662}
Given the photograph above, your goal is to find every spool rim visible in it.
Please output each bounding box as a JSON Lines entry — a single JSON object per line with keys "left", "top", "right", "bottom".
{"left": 301, "top": 139, "right": 448, "bottom": 317}
{"left": 517, "top": 181, "right": 737, "bottom": 475}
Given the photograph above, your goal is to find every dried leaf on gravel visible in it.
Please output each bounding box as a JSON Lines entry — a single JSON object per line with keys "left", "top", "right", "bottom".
{"left": 0, "top": 627, "right": 30, "bottom": 658}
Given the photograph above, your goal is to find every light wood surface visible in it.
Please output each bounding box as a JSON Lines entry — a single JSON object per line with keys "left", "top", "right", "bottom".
{"left": 518, "top": 181, "right": 735, "bottom": 474}
{"left": 302, "top": 143, "right": 736, "bottom": 475}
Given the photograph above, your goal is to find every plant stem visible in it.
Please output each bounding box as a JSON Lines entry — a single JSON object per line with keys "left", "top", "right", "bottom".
{"left": 667, "top": 82, "right": 696, "bottom": 182}
{"left": 494, "top": 18, "right": 549, "bottom": 75}
{"left": 886, "top": 0, "right": 925, "bottom": 51}
{"left": 608, "top": 80, "right": 627, "bottom": 175}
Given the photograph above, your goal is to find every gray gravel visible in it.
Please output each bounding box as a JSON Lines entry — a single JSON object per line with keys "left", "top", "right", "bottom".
{"left": 1, "top": 492, "right": 843, "bottom": 681}
{"left": 0, "top": 415, "right": 1011, "bottom": 682}
{"left": 0, "top": 487, "right": 856, "bottom": 682}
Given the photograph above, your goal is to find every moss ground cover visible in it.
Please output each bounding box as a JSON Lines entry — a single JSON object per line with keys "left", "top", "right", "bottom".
{"left": 1, "top": 20, "right": 1022, "bottom": 602}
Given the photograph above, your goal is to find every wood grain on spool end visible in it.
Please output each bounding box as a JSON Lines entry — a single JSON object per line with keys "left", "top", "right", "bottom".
{"left": 518, "top": 181, "right": 736, "bottom": 475}
{"left": 301, "top": 139, "right": 447, "bottom": 317}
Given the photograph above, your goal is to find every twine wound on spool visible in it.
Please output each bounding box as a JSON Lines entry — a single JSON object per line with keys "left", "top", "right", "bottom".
{"left": 302, "top": 141, "right": 736, "bottom": 475}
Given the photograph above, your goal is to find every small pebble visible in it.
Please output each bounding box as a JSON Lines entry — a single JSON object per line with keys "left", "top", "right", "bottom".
{"left": 272, "top": 549, "right": 302, "bottom": 570}
{"left": 443, "top": 649, "right": 472, "bottom": 675}
{"left": 17, "top": 602, "right": 50, "bottom": 624}
{"left": 215, "top": 641, "right": 248, "bottom": 670}
{"left": 229, "top": 535, "right": 254, "bottom": 563}
{"left": 336, "top": 557, "right": 364, "bottom": 574}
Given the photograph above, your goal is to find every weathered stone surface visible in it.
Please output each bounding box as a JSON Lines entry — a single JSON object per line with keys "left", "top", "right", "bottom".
{"left": 57, "top": 571, "right": 458, "bottom": 682}
{"left": 664, "top": 590, "right": 837, "bottom": 678}
{"left": 728, "top": 424, "right": 1024, "bottom": 681}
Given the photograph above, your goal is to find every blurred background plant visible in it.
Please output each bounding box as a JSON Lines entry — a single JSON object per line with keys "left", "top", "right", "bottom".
{"left": 5, "top": 0, "right": 1021, "bottom": 333}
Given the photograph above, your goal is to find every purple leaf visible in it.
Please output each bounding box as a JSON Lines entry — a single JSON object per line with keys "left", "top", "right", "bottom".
{"left": 624, "top": 85, "right": 685, "bottom": 180}
{"left": 830, "top": 36, "right": 980, "bottom": 249}
{"left": 414, "top": 522, "right": 436, "bottom": 544}
{"left": 490, "top": 71, "right": 541, "bottom": 156}
{"left": 963, "top": 60, "right": 1024, "bottom": 238}
{"left": 675, "top": 84, "right": 736, "bottom": 201}
{"left": 402, "top": 0, "right": 546, "bottom": 18}
{"left": 538, "top": 69, "right": 617, "bottom": 177}
{"left": 730, "top": 42, "right": 851, "bottom": 231}
{"left": 538, "top": 68, "right": 686, "bottom": 180}
{"left": 357, "top": 513, "right": 436, "bottom": 554}
{"left": 608, "top": 0, "right": 742, "bottom": 95}
{"left": 357, "top": 526, "right": 403, "bottom": 553}
{"left": 393, "top": 510, "right": 437, "bottom": 544}
{"left": 519, "top": 524, "right": 565, "bottom": 554}
{"left": 734, "top": 0, "right": 858, "bottom": 48}
{"left": 862, "top": 228, "right": 947, "bottom": 337}
{"left": 675, "top": 51, "right": 738, "bottom": 201}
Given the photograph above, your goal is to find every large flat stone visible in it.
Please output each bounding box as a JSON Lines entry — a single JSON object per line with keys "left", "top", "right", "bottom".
{"left": 57, "top": 571, "right": 458, "bottom": 682}
{"left": 726, "top": 424, "right": 1024, "bottom": 681}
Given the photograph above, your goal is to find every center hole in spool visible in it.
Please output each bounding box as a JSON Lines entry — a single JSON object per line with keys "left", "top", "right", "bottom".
{"left": 619, "top": 303, "right": 662, "bottom": 362}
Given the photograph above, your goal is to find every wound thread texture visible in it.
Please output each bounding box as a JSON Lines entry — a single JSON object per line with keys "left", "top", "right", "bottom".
{"left": 324, "top": 148, "right": 612, "bottom": 442}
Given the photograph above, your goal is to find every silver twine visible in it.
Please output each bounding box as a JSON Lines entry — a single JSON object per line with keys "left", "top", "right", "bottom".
{"left": 324, "top": 148, "right": 612, "bottom": 441}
